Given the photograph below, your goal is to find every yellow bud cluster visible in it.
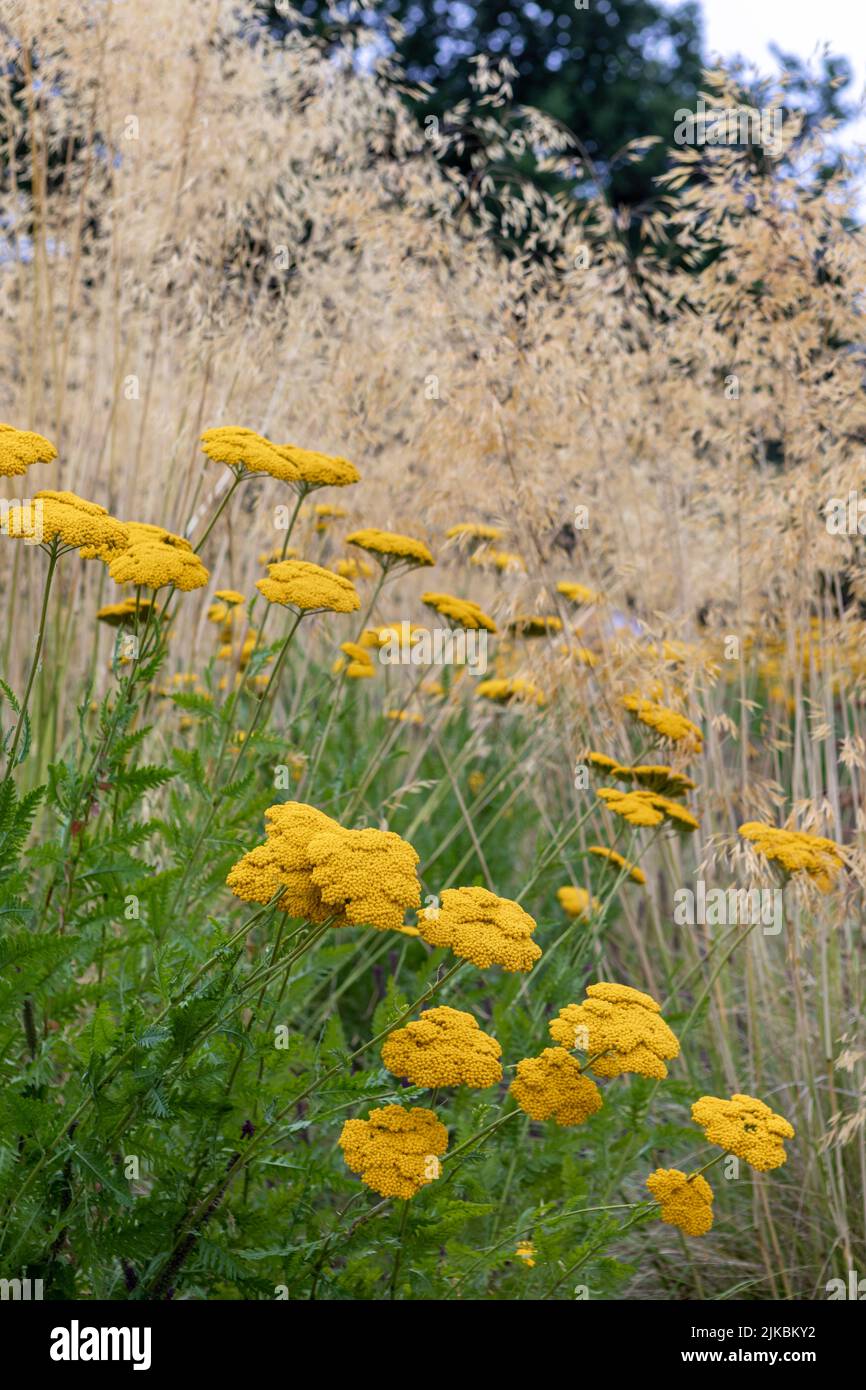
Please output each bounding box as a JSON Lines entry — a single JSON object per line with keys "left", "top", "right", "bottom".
{"left": 418, "top": 886, "right": 541, "bottom": 972}
{"left": 338, "top": 1106, "right": 448, "bottom": 1199}
{"left": 381, "top": 1006, "right": 503, "bottom": 1088}
{"left": 691, "top": 1094, "right": 794, "bottom": 1172}
{"left": 510, "top": 1048, "right": 603, "bottom": 1126}
{"left": 646, "top": 1168, "right": 714, "bottom": 1236}
{"left": 550, "top": 982, "right": 680, "bottom": 1080}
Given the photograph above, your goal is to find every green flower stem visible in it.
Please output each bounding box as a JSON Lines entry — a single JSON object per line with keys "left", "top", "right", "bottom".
{"left": 169, "top": 610, "right": 303, "bottom": 916}
{"left": 540, "top": 1202, "right": 657, "bottom": 1300}
{"left": 0, "top": 896, "right": 281, "bottom": 1258}
{"left": 150, "top": 959, "right": 466, "bottom": 1293}
{"left": 388, "top": 1197, "right": 411, "bottom": 1300}
{"left": 193, "top": 470, "right": 243, "bottom": 553}
{"left": 443, "top": 1105, "right": 520, "bottom": 1170}
{"left": 5, "top": 540, "right": 59, "bottom": 775}
{"left": 444, "top": 1200, "right": 640, "bottom": 1299}
{"left": 301, "top": 567, "right": 389, "bottom": 797}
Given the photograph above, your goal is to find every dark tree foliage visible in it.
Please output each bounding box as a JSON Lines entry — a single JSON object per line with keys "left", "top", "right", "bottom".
{"left": 266, "top": 0, "right": 705, "bottom": 206}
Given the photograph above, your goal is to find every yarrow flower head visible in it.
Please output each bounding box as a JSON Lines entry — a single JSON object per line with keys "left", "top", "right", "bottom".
{"left": 96, "top": 596, "right": 155, "bottom": 627}
{"left": 226, "top": 802, "right": 345, "bottom": 922}
{"left": 256, "top": 559, "right": 360, "bottom": 614}
{"left": 597, "top": 787, "right": 698, "bottom": 832}
{"left": 417, "top": 885, "right": 541, "bottom": 972}
{"left": 691, "top": 1093, "right": 794, "bottom": 1171}
{"left": 109, "top": 534, "right": 209, "bottom": 591}
{"left": 0, "top": 423, "right": 57, "bottom": 477}
{"left": 335, "top": 641, "right": 376, "bottom": 679}
{"left": 549, "top": 982, "right": 680, "bottom": 1080}
{"left": 476, "top": 677, "right": 545, "bottom": 707}
{"left": 556, "top": 581, "right": 600, "bottom": 605}
{"left": 556, "top": 886, "right": 599, "bottom": 919}
{"left": 587, "top": 845, "right": 646, "bottom": 884}
{"left": 347, "top": 528, "right": 434, "bottom": 570}
{"left": 381, "top": 1006, "right": 503, "bottom": 1088}
{"left": 510, "top": 1047, "right": 603, "bottom": 1126}
{"left": 508, "top": 614, "right": 563, "bottom": 637}
{"left": 587, "top": 751, "right": 620, "bottom": 774}
{"left": 471, "top": 547, "right": 525, "bottom": 573}
{"left": 646, "top": 1168, "right": 714, "bottom": 1236}
{"left": 305, "top": 825, "right": 422, "bottom": 932}
{"left": 612, "top": 764, "right": 696, "bottom": 798}
{"left": 200, "top": 426, "right": 301, "bottom": 483}
{"left": 2, "top": 490, "right": 128, "bottom": 558}
{"left": 227, "top": 802, "right": 421, "bottom": 931}
{"left": 738, "top": 822, "right": 843, "bottom": 894}
{"left": 446, "top": 522, "right": 504, "bottom": 541}
{"left": 422, "top": 592, "right": 497, "bottom": 632}
{"left": 277, "top": 444, "right": 360, "bottom": 490}
{"left": 338, "top": 1106, "right": 448, "bottom": 1199}
{"left": 622, "top": 695, "right": 703, "bottom": 752}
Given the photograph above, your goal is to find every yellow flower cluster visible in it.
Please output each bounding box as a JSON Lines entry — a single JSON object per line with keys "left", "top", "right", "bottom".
{"left": 515, "top": 1241, "right": 536, "bottom": 1267}
{"left": 279, "top": 445, "right": 359, "bottom": 488}
{"left": 738, "top": 822, "right": 843, "bottom": 893}
{"left": 0, "top": 423, "right": 57, "bottom": 477}
{"left": 476, "top": 677, "right": 546, "bottom": 707}
{"left": 96, "top": 596, "right": 154, "bottom": 627}
{"left": 109, "top": 532, "right": 209, "bottom": 591}
{"left": 201, "top": 426, "right": 300, "bottom": 482}
{"left": 587, "top": 845, "right": 646, "bottom": 884}
{"left": 2, "top": 490, "right": 128, "bottom": 558}
{"left": 381, "top": 1006, "right": 503, "bottom": 1088}
{"left": 205, "top": 427, "right": 358, "bottom": 491}
{"left": 622, "top": 695, "right": 703, "bottom": 751}
{"left": 510, "top": 1047, "right": 603, "bottom": 1126}
{"left": 336, "top": 641, "right": 376, "bottom": 679}
{"left": 418, "top": 886, "right": 541, "bottom": 972}
{"left": 508, "top": 614, "right": 563, "bottom": 637}
{"left": 596, "top": 787, "right": 698, "bottom": 832}
{"left": 228, "top": 803, "right": 421, "bottom": 931}
{"left": 549, "top": 982, "right": 680, "bottom": 1080}
{"left": 338, "top": 1106, "right": 448, "bottom": 1199}
{"left": 305, "top": 825, "right": 421, "bottom": 932}
{"left": 612, "top": 764, "right": 695, "bottom": 797}
{"left": 556, "top": 581, "right": 600, "bottom": 605}
{"left": 646, "top": 1169, "right": 714, "bottom": 1237}
{"left": 446, "top": 522, "right": 504, "bottom": 541}
{"left": 422, "top": 592, "right": 497, "bottom": 632}
{"left": 347, "top": 528, "right": 434, "bottom": 568}
{"left": 470, "top": 547, "right": 525, "bottom": 573}
{"left": 336, "top": 554, "right": 374, "bottom": 580}
{"left": 556, "top": 886, "right": 599, "bottom": 919}
{"left": 691, "top": 1094, "right": 795, "bottom": 1171}
{"left": 256, "top": 559, "right": 360, "bottom": 614}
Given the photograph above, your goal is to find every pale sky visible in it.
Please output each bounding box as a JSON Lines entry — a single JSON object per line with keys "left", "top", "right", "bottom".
{"left": 669, "top": 0, "right": 866, "bottom": 144}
